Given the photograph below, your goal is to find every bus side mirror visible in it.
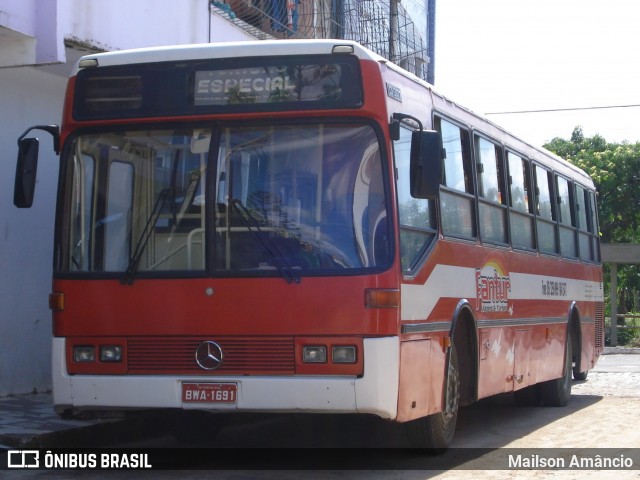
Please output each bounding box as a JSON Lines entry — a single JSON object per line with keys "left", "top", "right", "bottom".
{"left": 410, "top": 130, "right": 443, "bottom": 199}
{"left": 14, "top": 138, "right": 40, "bottom": 208}
{"left": 13, "top": 124, "right": 60, "bottom": 208}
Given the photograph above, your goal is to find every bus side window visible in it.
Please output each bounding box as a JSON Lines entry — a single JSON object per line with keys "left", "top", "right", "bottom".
{"left": 395, "top": 125, "right": 436, "bottom": 273}
{"left": 507, "top": 152, "right": 535, "bottom": 250}
{"left": 556, "top": 175, "right": 578, "bottom": 258}
{"left": 575, "top": 184, "right": 594, "bottom": 262}
{"left": 588, "top": 190, "right": 601, "bottom": 262}
{"left": 475, "top": 135, "right": 507, "bottom": 244}
{"left": 435, "top": 116, "right": 476, "bottom": 239}
{"left": 534, "top": 164, "right": 559, "bottom": 255}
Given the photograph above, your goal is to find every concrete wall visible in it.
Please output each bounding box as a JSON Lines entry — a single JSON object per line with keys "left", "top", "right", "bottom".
{"left": 0, "top": 67, "right": 66, "bottom": 396}
{"left": 60, "top": 0, "right": 248, "bottom": 50}
{"left": 0, "top": 0, "right": 259, "bottom": 396}
{"left": 0, "top": 0, "right": 64, "bottom": 66}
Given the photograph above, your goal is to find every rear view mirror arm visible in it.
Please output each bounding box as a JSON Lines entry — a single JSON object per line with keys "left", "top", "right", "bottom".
{"left": 18, "top": 124, "right": 60, "bottom": 155}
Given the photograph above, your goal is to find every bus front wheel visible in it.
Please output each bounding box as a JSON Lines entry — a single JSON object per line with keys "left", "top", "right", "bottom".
{"left": 404, "top": 344, "right": 459, "bottom": 451}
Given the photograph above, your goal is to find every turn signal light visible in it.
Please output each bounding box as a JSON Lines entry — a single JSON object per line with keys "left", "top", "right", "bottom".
{"left": 440, "top": 336, "right": 452, "bottom": 352}
{"left": 49, "top": 292, "right": 65, "bottom": 311}
{"left": 365, "top": 288, "right": 400, "bottom": 308}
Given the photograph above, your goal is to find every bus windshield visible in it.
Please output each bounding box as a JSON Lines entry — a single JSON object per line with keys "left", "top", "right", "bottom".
{"left": 60, "top": 123, "right": 391, "bottom": 279}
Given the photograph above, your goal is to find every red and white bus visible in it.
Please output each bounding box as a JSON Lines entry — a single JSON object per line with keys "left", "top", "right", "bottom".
{"left": 15, "top": 40, "right": 603, "bottom": 449}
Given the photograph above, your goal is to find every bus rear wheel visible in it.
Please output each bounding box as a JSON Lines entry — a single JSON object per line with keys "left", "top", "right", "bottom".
{"left": 405, "top": 344, "right": 459, "bottom": 451}
{"left": 539, "top": 332, "right": 572, "bottom": 407}
{"left": 573, "top": 366, "right": 588, "bottom": 381}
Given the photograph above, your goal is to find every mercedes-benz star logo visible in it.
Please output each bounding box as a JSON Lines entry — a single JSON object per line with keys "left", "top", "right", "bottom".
{"left": 195, "top": 341, "right": 224, "bottom": 370}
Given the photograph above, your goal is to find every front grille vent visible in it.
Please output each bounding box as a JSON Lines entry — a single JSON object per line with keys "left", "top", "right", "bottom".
{"left": 127, "top": 336, "right": 295, "bottom": 375}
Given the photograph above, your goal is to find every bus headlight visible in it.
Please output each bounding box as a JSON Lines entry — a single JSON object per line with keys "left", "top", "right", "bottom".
{"left": 302, "top": 346, "right": 327, "bottom": 363}
{"left": 100, "top": 345, "right": 123, "bottom": 362}
{"left": 332, "top": 346, "right": 356, "bottom": 363}
{"left": 295, "top": 337, "right": 363, "bottom": 375}
{"left": 67, "top": 337, "right": 126, "bottom": 374}
{"left": 73, "top": 346, "right": 95, "bottom": 362}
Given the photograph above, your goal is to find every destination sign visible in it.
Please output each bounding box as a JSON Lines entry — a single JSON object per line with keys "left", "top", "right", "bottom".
{"left": 193, "top": 63, "right": 347, "bottom": 106}
{"left": 74, "top": 55, "right": 362, "bottom": 120}
{"left": 195, "top": 67, "right": 296, "bottom": 105}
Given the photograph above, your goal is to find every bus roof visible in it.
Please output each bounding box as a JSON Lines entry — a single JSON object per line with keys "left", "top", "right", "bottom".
{"left": 71, "top": 39, "right": 386, "bottom": 74}
{"left": 72, "top": 39, "right": 592, "bottom": 187}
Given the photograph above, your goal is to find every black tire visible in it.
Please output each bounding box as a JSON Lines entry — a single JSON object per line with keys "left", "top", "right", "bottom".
{"left": 573, "top": 366, "right": 588, "bottom": 381}
{"left": 513, "top": 384, "right": 540, "bottom": 407}
{"left": 539, "top": 332, "right": 572, "bottom": 407}
{"left": 405, "top": 344, "right": 459, "bottom": 451}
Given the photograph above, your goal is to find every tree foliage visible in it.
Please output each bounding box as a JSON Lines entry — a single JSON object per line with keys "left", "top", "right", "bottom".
{"left": 545, "top": 126, "right": 640, "bottom": 243}
{"left": 544, "top": 126, "right": 640, "bottom": 309}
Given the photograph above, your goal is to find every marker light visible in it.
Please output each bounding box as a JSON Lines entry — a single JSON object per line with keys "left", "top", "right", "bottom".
{"left": 332, "top": 346, "right": 357, "bottom": 363}
{"left": 78, "top": 58, "right": 99, "bottom": 69}
{"left": 100, "top": 345, "right": 123, "bottom": 362}
{"left": 73, "top": 346, "right": 95, "bottom": 362}
{"left": 332, "top": 45, "right": 355, "bottom": 54}
{"left": 302, "top": 346, "right": 327, "bottom": 363}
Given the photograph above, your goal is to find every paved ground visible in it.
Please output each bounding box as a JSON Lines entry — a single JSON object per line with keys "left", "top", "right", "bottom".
{"left": 0, "top": 394, "right": 90, "bottom": 448}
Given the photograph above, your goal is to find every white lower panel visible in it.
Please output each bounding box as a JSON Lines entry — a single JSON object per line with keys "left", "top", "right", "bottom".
{"left": 52, "top": 336, "right": 399, "bottom": 419}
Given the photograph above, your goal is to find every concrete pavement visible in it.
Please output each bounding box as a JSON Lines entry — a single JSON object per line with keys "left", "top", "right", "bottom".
{"left": 0, "top": 393, "right": 128, "bottom": 449}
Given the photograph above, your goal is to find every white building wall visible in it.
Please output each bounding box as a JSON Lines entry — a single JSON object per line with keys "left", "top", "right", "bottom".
{"left": 0, "top": 67, "right": 65, "bottom": 396}
{"left": 0, "top": 0, "right": 260, "bottom": 396}
{"left": 60, "top": 0, "right": 235, "bottom": 51}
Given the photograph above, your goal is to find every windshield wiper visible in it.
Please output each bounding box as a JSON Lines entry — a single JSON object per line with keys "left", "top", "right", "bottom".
{"left": 121, "top": 188, "right": 170, "bottom": 285}
{"left": 230, "top": 199, "right": 300, "bottom": 284}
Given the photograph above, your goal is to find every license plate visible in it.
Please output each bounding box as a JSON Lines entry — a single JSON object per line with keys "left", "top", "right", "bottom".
{"left": 182, "top": 383, "right": 237, "bottom": 403}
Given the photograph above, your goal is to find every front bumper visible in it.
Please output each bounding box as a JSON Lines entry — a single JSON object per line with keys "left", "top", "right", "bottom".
{"left": 52, "top": 336, "right": 399, "bottom": 419}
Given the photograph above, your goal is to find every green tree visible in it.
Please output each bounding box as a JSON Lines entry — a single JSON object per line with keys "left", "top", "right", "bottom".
{"left": 544, "top": 127, "right": 640, "bottom": 312}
